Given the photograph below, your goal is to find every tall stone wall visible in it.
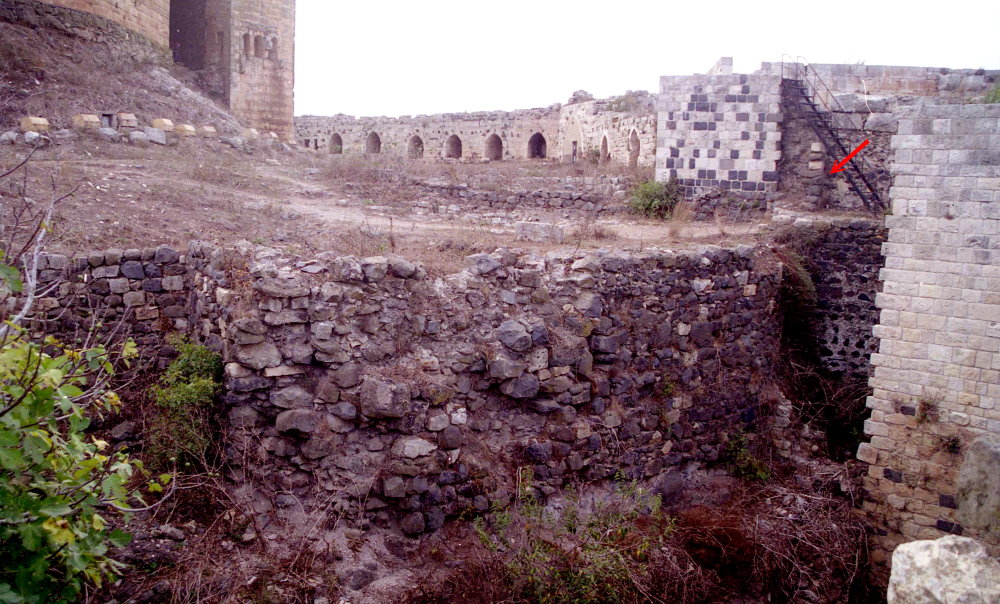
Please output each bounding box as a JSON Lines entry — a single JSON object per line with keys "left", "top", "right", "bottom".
{"left": 655, "top": 72, "right": 783, "bottom": 198}
{"left": 295, "top": 109, "right": 562, "bottom": 160}
{"left": 29, "top": 0, "right": 169, "bottom": 46}
{"left": 227, "top": 0, "right": 295, "bottom": 138}
{"left": 857, "top": 102, "right": 1000, "bottom": 561}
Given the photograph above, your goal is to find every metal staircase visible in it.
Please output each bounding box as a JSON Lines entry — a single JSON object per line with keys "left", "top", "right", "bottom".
{"left": 781, "top": 60, "right": 885, "bottom": 213}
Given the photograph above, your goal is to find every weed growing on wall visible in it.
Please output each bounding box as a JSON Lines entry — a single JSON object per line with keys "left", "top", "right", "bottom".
{"left": 725, "top": 432, "right": 772, "bottom": 482}
{"left": 146, "top": 339, "right": 222, "bottom": 471}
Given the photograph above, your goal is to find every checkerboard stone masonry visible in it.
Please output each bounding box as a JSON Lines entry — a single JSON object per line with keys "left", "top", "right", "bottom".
{"left": 857, "top": 101, "right": 1000, "bottom": 562}
{"left": 653, "top": 60, "right": 998, "bottom": 203}
{"left": 656, "top": 73, "right": 783, "bottom": 198}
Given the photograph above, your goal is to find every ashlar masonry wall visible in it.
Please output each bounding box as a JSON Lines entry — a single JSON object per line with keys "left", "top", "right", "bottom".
{"left": 557, "top": 100, "right": 656, "bottom": 167}
{"left": 655, "top": 72, "right": 783, "bottom": 198}
{"left": 857, "top": 102, "right": 1000, "bottom": 560}
{"left": 294, "top": 109, "right": 561, "bottom": 161}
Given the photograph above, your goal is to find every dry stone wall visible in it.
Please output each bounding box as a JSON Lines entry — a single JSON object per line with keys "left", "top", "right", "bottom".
{"left": 183, "top": 242, "right": 782, "bottom": 535}
{"left": 11, "top": 238, "right": 788, "bottom": 539}
{"left": 857, "top": 101, "right": 1000, "bottom": 562}
{"left": 8, "top": 245, "right": 193, "bottom": 369}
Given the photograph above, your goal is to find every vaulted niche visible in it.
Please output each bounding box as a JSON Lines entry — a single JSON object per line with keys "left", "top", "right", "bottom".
{"left": 170, "top": 0, "right": 207, "bottom": 69}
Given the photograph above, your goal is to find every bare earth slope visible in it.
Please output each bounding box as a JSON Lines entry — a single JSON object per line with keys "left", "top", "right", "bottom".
{"left": 0, "top": 16, "right": 240, "bottom": 132}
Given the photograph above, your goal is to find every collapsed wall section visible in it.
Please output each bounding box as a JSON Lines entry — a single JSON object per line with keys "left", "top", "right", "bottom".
{"left": 184, "top": 243, "right": 782, "bottom": 534}
{"left": 858, "top": 102, "right": 1000, "bottom": 561}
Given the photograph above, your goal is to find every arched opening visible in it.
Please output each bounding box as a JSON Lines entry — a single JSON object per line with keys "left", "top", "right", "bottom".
{"left": 365, "top": 132, "right": 382, "bottom": 154}
{"left": 485, "top": 134, "right": 503, "bottom": 161}
{"left": 254, "top": 35, "right": 264, "bottom": 58}
{"left": 329, "top": 133, "right": 343, "bottom": 154}
{"left": 600, "top": 135, "right": 609, "bottom": 163}
{"left": 628, "top": 129, "right": 640, "bottom": 168}
{"left": 242, "top": 33, "right": 252, "bottom": 57}
{"left": 267, "top": 36, "right": 278, "bottom": 61}
{"left": 528, "top": 133, "right": 547, "bottom": 159}
{"left": 445, "top": 134, "right": 462, "bottom": 159}
{"left": 408, "top": 135, "right": 424, "bottom": 159}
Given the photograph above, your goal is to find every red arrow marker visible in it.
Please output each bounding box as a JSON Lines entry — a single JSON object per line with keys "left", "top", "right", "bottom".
{"left": 829, "top": 139, "right": 870, "bottom": 174}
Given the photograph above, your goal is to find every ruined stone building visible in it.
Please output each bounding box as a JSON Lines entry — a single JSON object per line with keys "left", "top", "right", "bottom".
{"left": 294, "top": 96, "right": 658, "bottom": 167}
{"left": 19, "top": 0, "right": 296, "bottom": 138}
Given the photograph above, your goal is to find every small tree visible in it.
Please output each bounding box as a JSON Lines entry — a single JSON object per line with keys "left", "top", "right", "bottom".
{"left": 0, "top": 150, "right": 159, "bottom": 602}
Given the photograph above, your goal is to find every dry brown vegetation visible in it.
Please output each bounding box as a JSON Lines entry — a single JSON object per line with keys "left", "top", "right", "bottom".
{"left": 406, "top": 477, "right": 873, "bottom": 604}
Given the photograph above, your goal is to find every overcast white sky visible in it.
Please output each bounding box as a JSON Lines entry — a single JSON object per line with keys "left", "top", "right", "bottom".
{"left": 294, "top": 0, "right": 1000, "bottom": 118}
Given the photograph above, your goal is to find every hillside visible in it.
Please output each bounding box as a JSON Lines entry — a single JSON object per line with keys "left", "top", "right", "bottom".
{"left": 0, "top": 13, "right": 240, "bottom": 132}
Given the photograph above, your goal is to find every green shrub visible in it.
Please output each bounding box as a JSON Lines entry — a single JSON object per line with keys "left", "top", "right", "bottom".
{"left": 0, "top": 328, "right": 140, "bottom": 603}
{"left": 627, "top": 178, "right": 682, "bottom": 218}
{"left": 983, "top": 86, "right": 1000, "bottom": 104}
{"left": 726, "top": 433, "right": 771, "bottom": 482}
{"left": 147, "top": 341, "right": 222, "bottom": 471}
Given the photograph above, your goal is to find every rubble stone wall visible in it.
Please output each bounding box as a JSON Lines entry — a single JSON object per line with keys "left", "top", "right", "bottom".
{"left": 16, "top": 245, "right": 193, "bottom": 369}
{"left": 182, "top": 242, "right": 783, "bottom": 534}
{"left": 15, "top": 239, "right": 786, "bottom": 537}
{"left": 857, "top": 102, "right": 1000, "bottom": 562}
{"left": 777, "top": 218, "right": 887, "bottom": 380}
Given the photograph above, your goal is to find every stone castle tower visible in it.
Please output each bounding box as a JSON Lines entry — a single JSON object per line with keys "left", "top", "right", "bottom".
{"left": 30, "top": 0, "right": 295, "bottom": 138}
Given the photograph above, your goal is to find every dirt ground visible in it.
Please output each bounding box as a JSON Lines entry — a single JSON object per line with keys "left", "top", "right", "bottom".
{"left": 1, "top": 139, "right": 768, "bottom": 277}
